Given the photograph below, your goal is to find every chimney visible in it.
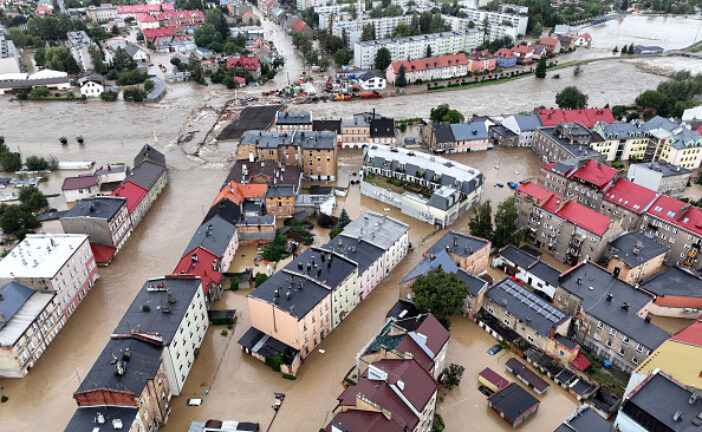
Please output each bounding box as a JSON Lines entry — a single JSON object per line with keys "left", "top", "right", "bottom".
{"left": 606, "top": 293, "right": 613, "bottom": 302}
{"left": 621, "top": 302, "right": 630, "bottom": 311}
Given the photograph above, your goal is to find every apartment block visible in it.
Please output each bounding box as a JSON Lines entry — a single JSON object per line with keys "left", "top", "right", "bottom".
{"left": 532, "top": 123, "right": 604, "bottom": 163}
{"left": 386, "top": 53, "right": 470, "bottom": 85}
{"left": 627, "top": 161, "right": 691, "bottom": 198}
{"left": 421, "top": 119, "right": 491, "bottom": 153}
{"left": 604, "top": 232, "right": 668, "bottom": 285}
{"left": 59, "top": 196, "right": 133, "bottom": 252}
{"left": 274, "top": 111, "right": 312, "bottom": 132}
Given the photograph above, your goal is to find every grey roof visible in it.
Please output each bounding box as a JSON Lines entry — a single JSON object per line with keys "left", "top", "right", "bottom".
{"left": 558, "top": 262, "right": 669, "bottom": 349}
{"left": 669, "top": 126, "right": 702, "bottom": 150}
{"left": 358, "top": 71, "right": 383, "bottom": 81}
{"left": 513, "top": 113, "right": 543, "bottom": 131}
{"left": 276, "top": 111, "right": 311, "bottom": 125}
{"left": 550, "top": 159, "right": 578, "bottom": 176}
{"left": 490, "top": 124, "right": 518, "bottom": 138}
{"left": 338, "top": 211, "right": 409, "bottom": 251}
{"left": 595, "top": 121, "right": 647, "bottom": 140}
{"left": 64, "top": 406, "right": 138, "bottom": 432}
{"left": 122, "top": 42, "right": 144, "bottom": 58}
{"left": 312, "top": 119, "right": 342, "bottom": 134}
{"left": 225, "top": 160, "right": 301, "bottom": 187}
{"left": 183, "top": 216, "right": 237, "bottom": 257}
{"left": 325, "top": 235, "right": 384, "bottom": 275}
{"left": 640, "top": 266, "right": 702, "bottom": 299}
{"left": 265, "top": 185, "right": 294, "bottom": 198}
{"left": 608, "top": 232, "right": 669, "bottom": 268}
{"left": 642, "top": 115, "right": 681, "bottom": 133}
{"left": 427, "top": 186, "right": 460, "bottom": 210}
{"left": 486, "top": 278, "right": 569, "bottom": 335}
{"left": 528, "top": 261, "right": 560, "bottom": 287}
{"left": 431, "top": 122, "right": 454, "bottom": 144}
{"left": 0, "top": 76, "right": 71, "bottom": 90}
{"left": 240, "top": 130, "right": 336, "bottom": 150}
{"left": 622, "top": 372, "right": 701, "bottom": 432}
{"left": 94, "top": 165, "right": 127, "bottom": 176}
{"left": 145, "top": 77, "right": 166, "bottom": 100}
{"left": 457, "top": 270, "right": 488, "bottom": 297}
{"left": 500, "top": 244, "right": 540, "bottom": 269}
{"left": 0, "top": 282, "right": 35, "bottom": 332}
{"left": 204, "top": 199, "right": 242, "bottom": 225}
{"left": 538, "top": 126, "right": 601, "bottom": 159}
{"left": 554, "top": 334, "right": 578, "bottom": 351}
{"left": 63, "top": 196, "right": 126, "bottom": 220}
{"left": 488, "top": 383, "right": 540, "bottom": 421}
{"left": 557, "top": 405, "right": 613, "bottom": 432}
{"left": 402, "top": 250, "right": 457, "bottom": 284}
{"left": 134, "top": 144, "right": 167, "bottom": 168}
{"left": 248, "top": 269, "right": 330, "bottom": 320}
{"left": 113, "top": 277, "right": 203, "bottom": 343}
{"left": 451, "top": 121, "right": 489, "bottom": 141}
{"left": 370, "top": 118, "right": 395, "bottom": 138}
{"left": 127, "top": 161, "right": 166, "bottom": 190}
{"left": 386, "top": 299, "right": 420, "bottom": 320}
{"left": 237, "top": 326, "right": 298, "bottom": 358}
{"left": 237, "top": 215, "right": 274, "bottom": 226}
{"left": 632, "top": 160, "right": 691, "bottom": 177}
{"left": 425, "top": 231, "right": 489, "bottom": 258}
{"left": 283, "top": 247, "right": 357, "bottom": 290}
{"left": 357, "top": 30, "right": 479, "bottom": 47}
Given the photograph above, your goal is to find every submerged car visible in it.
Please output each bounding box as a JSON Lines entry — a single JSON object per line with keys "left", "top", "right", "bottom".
{"left": 487, "top": 344, "right": 503, "bottom": 355}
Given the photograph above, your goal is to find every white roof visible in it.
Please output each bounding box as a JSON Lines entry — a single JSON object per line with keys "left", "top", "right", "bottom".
{"left": 339, "top": 211, "right": 408, "bottom": 251}
{"left": 0, "top": 73, "right": 28, "bottom": 81}
{"left": 29, "top": 69, "right": 69, "bottom": 79}
{"left": 0, "top": 234, "right": 89, "bottom": 279}
{"left": 0, "top": 290, "right": 54, "bottom": 346}
{"left": 682, "top": 106, "right": 702, "bottom": 122}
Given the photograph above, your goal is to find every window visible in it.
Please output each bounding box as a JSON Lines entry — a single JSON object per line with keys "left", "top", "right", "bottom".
{"left": 632, "top": 356, "right": 639, "bottom": 364}
{"left": 636, "top": 344, "right": 644, "bottom": 353}
{"left": 609, "top": 329, "right": 617, "bottom": 337}
{"left": 622, "top": 336, "right": 629, "bottom": 345}
{"left": 503, "top": 318, "right": 510, "bottom": 326}
{"left": 597, "top": 321, "right": 603, "bottom": 329}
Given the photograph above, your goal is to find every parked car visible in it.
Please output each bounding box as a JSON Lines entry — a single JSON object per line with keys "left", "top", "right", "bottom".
{"left": 487, "top": 344, "right": 503, "bottom": 355}
{"left": 478, "top": 385, "right": 494, "bottom": 397}
{"left": 187, "top": 398, "right": 203, "bottom": 406}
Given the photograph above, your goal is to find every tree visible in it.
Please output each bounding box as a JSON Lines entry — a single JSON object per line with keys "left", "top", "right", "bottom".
{"left": 329, "top": 209, "right": 352, "bottom": 239}
{"left": 88, "top": 45, "right": 107, "bottom": 74}
{"left": 144, "top": 79, "right": 154, "bottom": 92}
{"left": 469, "top": 200, "right": 493, "bottom": 241}
{"left": 262, "top": 231, "right": 289, "bottom": 261}
{"left": 0, "top": 204, "right": 40, "bottom": 239}
{"left": 254, "top": 272, "right": 269, "bottom": 287}
{"left": 205, "top": 8, "right": 228, "bottom": 42}
{"left": 188, "top": 54, "right": 203, "bottom": 84}
{"left": 430, "top": 104, "right": 450, "bottom": 122}
{"left": 493, "top": 197, "right": 523, "bottom": 248}
{"left": 612, "top": 46, "right": 619, "bottom": 53}
{"left": 319, "top": 57, "right": 331, "bottom": 69}
{"left": 29, "top": 86, "right": 50, "bottom": 98}
{"left": 395, "top": 65, "right": 407, "bottom": 86}
{"left": 411, "top": 270, "right": 469, "bottom": 329}
{"left": 535, "top": 56, "right": 547, "bottom": 78}
{"left": 335, "top": 47, "right": 351, "bottom": 66}
{"left": 620, "top": 0, "right": 629, "bottom": 10}
{"left": 223, "top": 76, "right": 236, "bottom": 89}
{"left": 18, "top": 186, "right": 47, "bottom": 211}
{"left": 7, "top": 28, "right": 27, "bottom": 48}
{"left": 628, "top": 43, "right": 635, "bottom": 55}
{"left": 532, "top": 21, "right": 542, "bottom": 37}
{"left": 34, "top": 47, "right": 46, "bottom": 67}
{"left": 555, "top": 86, "right": 588, "bottom": 109}
{"left": 374, "top": 47, "right": 391, "bottom": 71}
{"left": 440, "top": 363, "right": 465, "bottom": 390}
{"left": 426, "top": 45, "right": 432, "bottom": 58}
{"left": 361, "top": 23, "right": 376, "bottom": 41}
{"left": 442, "top": 109, "right": 464, "bottom": 123}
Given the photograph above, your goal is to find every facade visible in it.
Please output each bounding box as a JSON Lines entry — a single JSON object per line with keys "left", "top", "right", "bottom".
{"left": 340, "top": 112, "right": 375, "bottom": 149}
{"left": 357, "top": 71, "right": 386, "bottom": 90}
{"left": 0, "top": 283, "right": 65, "bottom": 378}
{"left": 0, "top": 234, "right": 98, "bottom": 320}
{"left": 538, "top": 158, "right": 619, "bottom": 211}
{"left": 591, "top": 121, "right": 650, "bottom": 162}
{"left": 326, "top": 234, "right": 385, "bottom": 302}
{"left": 421, "top": 119, "right": 491, "bottom": 153}
{"left": 353, "top": 30, "right": 483, "bottom": 69}
{"left": 59, "top": 196, "right": 133, "bottom": 251}
{"left": 265, "top": 185, "right": 295, "bottom": 216}
{"left": 86, "top": 4, "right": 117, "bottom": 22}
{"left": 533, "top": 123, "right": 604, "bottom": 163}
{"left": 110, "top": 180, "right": 150, "bottom": 228}
{"left": 61, "top": 175, "right": 100, "bottom": 203}
{"left": 386, "top": 53, "right": 470, "bottom": 85}
{"left": 127, "top": 161, "right": 168, "bottom": 209}
{"left": 78, "top": 78, "right": 104, "bottom": 97}
{"left": 495, "top": 245, "right": 561, "bottom": 299}
{"left": 604, "top": 232, "right": 668, "bottom": 286}
{"left": 501, "top": 113, "right": 543, "bottom": 147}
{"left": 639, "top": 266, "right": 702, "bottom": 318}
{"left": 274, "top": 111, "right": 312, "bottom": 131}
{"left": 369, "top": 116, "right": 396, "bottom": 145}
{"left": 555, "top": 261, "right": 669, "bottom": 372}
{"left": 627, "top": 161, "right": 691, "bottom": 197}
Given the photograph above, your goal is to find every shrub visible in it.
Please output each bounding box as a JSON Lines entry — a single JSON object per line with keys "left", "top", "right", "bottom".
{"left": 254, "top": 272, "right": 269, "bottom": 287}
{"left": 143, "top": 79, "right": 154, "bottom": 92}
{"left": 220, "top": 329, "right": 228, "bottom": 336}
{"left": 433, "top": 414, "right": 445, "bottom": 432}
{"left": 282, "top": 374, "right": 296, "bottom": 380}
{"left": 1, "top": 395, "right": 7, "bottom": 403}
{"left": 265, "top": 354, "right": 283, "bottom": 372}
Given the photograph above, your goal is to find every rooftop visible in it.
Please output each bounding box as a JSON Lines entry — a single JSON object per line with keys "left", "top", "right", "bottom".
{"left": 127, "top": 160, "right": 166, "bottom": 191}
{"left": 426, "top": 231, "right": 489, "bottom": 258}
{"left": 388, "top": 53, "right": 470, "bottom": 73}
{"left": 324, "top": 235, "right": 384, "bottom": 275}
{"left": 603, "top": 178, "right": 658, "bottom": 215}
{"left": 646, "top": 193, "right": 702, "bottom": 236}
{"left": 357, "top": 30, "right": 479, "bottom": 47}
{"left": 224, "top": 159, "right": 301, "bottom": 187}
{"left": 62, "top": 196, "right": 126, "bottom": 220}
{"left": 608, "top": 232, "right": 669, "bottom": 269}
{"left": 61, "top": 175, "right": 98, "bottom": 191}
{"left": 450, "top": 120, "right": 489, "bottom": 141}
{"left": 337, "top": 211, "right": 409, "bottom": 251}
{"left": 134, "top": 145, "right": 166, "bottom": 169}
{"left": 0, "top": 234, "right": 89, "bottom": 279}
{"left": 487, "top": 382, "right": 540, "bottom": 422}
{"left": 276, "top": 111, "right": 311, "bottom": 125}
{"left": 110, "top": 180, "right": 148, "bottom": 213}
{"left": 64, "top": 406, "right": 138, "bottom": 432}
{"left": 542, "top": 195, "right": 612, "bottom": 236}
{"left": 537, "top": 108, "right": 614, "bottom": 128}
{"left": 537, "top": 126, "right": 601, "bottom": 159}
{"left": 283, "top": 247, "right": 358, "bottom": 290}
{"left": 640, "top": 266, "right": 702, "bottom": 299}
{"left": 555, "top": 405, "right": 613, "bottom": 432}
{"left": 240, "top": 130, "right": 336, "bottom": 150}
{"left": 183, "top": 216, "right": 237, "bottom": 258}
{"left": 248, "top": 269, "right": 330, "bottom": 320}
{"left": 203, "top": 198, "right": 242, "bottom": 226}
{"left": 629, "top": 160, "right": 692, "bottom": 177}
{"left": 499, "top": 244, "right": 539, "bottom": 270}
{"left": 0, "top": 283, "right": 55, "bottom": 346}
{"left": 571, "top": 160, "right": 617, "bottom": 190}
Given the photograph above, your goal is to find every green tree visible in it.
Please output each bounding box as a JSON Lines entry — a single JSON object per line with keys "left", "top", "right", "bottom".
{"left": 0, "top": 204, "right": 40, "bottom": 238}
{"left": 7, "top": 28, "right": 27, "bottom": 48}
{"left": 442, "top": 109, "right": 464, "bottom": 123}
{"left": 335, "top": 47, "right": 351, "bottom": 66}
{"left": 493, "top": 197, "right": 523, "bottom": 248}
{"left": 532, "top": 21, "right": 542, "bottom": 37}
{"left": 374, "top": 47, "right": 391, "bottom": 71}
{"left": 143, "top": 79, "right": 154, "bottom": 92}
{"left": 361, "top": 23, "right": 376, "bottom": 41}
{"left": 329, "top": 209, "right": 352, "bottom": 239}
{"left": 18, "top": 186, "right": 47, "bottom": 211}
{"left": 205, "top": 8, "right": 228, "bottom": 41}
{"left": 555, "top": 86, "right": 588, "bottom": 109}
{"left": 34, "top": 47, "right": 46, "bottom": 67}
{"left": 395, "top": 22, "right": 409, "bottom": 37}
{"left": 440, "top": 363, "right": 465, "bottom": 390}
{"left": 395, "top": 65, "right": 407, "bottom": 86}
{"left": 262, "top": 231, "right": 289, "bottom": 261}
{"left": 29, "top": 86, "right": 50, "bottom": 98}
{"left": 411, "top": 270, "right": 469, "bottom": 329}
{"left": 0, "top": 152, "right": 21, "bottom": 172}
{"left": 468, "top": 200, "right": 493, "bottom": 240}
{"left": 628, "top": 43, "right": 635, "bottom": 54}
{"left": 194, "top": 23, "right": 220, "bottom": 49}
{"left": 535, "top": 56, "right": 547, "bottom": 78}
{"left": 88, "top": 45, "right": 107, "bottom": 74}
{"left": 612, "top": 46, "right": 619, "bottom": 54}
{"left": 223, "top": 76, "right": 236, "bottom": 89}
{"left": 426, "top": 45, "right": 432, "bottom": 58}
{"left": 188, "top": 54, "right": 204, "bottom": 84}
{"left": 254, "top": 272, "right": 269, "bottom": 287}
{"left": 430, "top": 104, "right": 450, "bottom": 122}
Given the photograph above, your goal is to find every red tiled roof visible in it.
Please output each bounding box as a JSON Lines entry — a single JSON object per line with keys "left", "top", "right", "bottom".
{"left": 226, "top": 56, "right": 260, "bottom": 71}
{"left": 516, "top": 181, "right": 558, "bottom": 202}
{"left": 416, "top": 313, "right": 449, "bottom": 355}
{"left": 292, "top": 20, "right": 308, "bottom": 31}
{"left": 156, "top": 10, "right": 203, "bottom": 20}
{"left": 337, "top": 378, "right": 417, "bottom": 431}
{"left": 213, "top": 181, "right": 267, "bottom": 206}
{"left": 603, "top": 178, "right": 658, "bottom": 214}
{"left": 671, "top": 319, "right": 702, "bottom": 347}
{"left": 512, "top": 45, "right": 536, "bottom": 54}
{"left": 62, "top": 175, "right": 98, "bottom": 191}
{"left": 570, "top": 353, "right": 591, "bottom": 371}
{"left": 325, "top": 410, "right": 404, "bottom": 432}
{"left": 117, "top": 4, "right": 161, "bottom": 13}
{"left": 241, "top": 11, "right": 252, "bottom": 19}
{"left": 394, "top": 336, "right": 433, "bottom": 372}
{"left": 538, "top": 108, "right": 615, "bottom": 128}
{"left": 174, "top": 246, "right": 223, "bottom": 296}
{"left": 370, "top": 359, "right": 437, "bottom": 412}
{"left": 647, "top": 194, "right": 702, "bottom": 235}
{"left": 136, "top": 12, "right": 157, "bottom": 22}
{"left": 388, "top": 53, "right": 469, "bottom": 74}
{"left": 161, "top": 3, "right": 175, "bottom": 11}
{"left": 542, "top": 195, "right": 611, "bottom": 236}
{"left": 90, "top": 243, "right": 116, "bottom": 264}
{"left": 143, "top": 27, "right": 175, "bottom": 39}
{"left": 110, "top": 180, "right": 148, "bottom": 213}
{"left": 571, "top": 160, "right": 617, "bottom": 190}
{"left": 494, "top": 48, "right": 515, "bottom": 58}
{"left": 540, "top": 37, "right": 559, "bottom": 46}
{"left": 479, "top": 367, "right": 510, "bottom": 390}
{"left": 233, "top": 76, "right": 246, "bottom": 84}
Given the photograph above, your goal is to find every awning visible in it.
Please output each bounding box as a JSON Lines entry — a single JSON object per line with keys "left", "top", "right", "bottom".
{"left": 570, "top": 353, "right": 591, "bottom": 371}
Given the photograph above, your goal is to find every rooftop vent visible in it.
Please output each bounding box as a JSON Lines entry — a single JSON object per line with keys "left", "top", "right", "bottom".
{"left": 141, "top": 304, "right": 150, "bottom": 312}
{"left": 621, "top": 302, "right": 630, "bottom": 311}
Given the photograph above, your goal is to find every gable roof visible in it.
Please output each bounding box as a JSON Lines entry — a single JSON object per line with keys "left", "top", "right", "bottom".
{"left": 127, "top": 161, "right": 166, "bottom": 191}
{"left": 0, "top": 282, "right": 37, "bottom": 333}
{"left": 212, "top": 181, "right": 267, "bottom": 206}
{"left": 203, "top": 198, "right": 241, "bottom": 225}
{"left": 538, "top": 108, "right": 614, "bottom": 128}
{"left": 542, "top": 195, "right": 611, "bottom": 236}
{"left": 63, "top": 196, "right": 126, "bottom": 220}
{"left": 226, "top": 56, "right": 260, "bottom": 70}
{"left": 325, "top": 235, "right": 384, "bottom": 275}
{"left": 134, "top": 144, "right": 166, "bottom": 168}
{"left": 450, "top": 121, "right": 489, "bottom": 141}
{"left": 248, "top": 269, "right": 330, "bottom": 320}
{"left": 183, "top": 216, "right": 236, "bottom": 258}
{"left": 571, "top": 159, "right": 617, "bottom": 190}
{"left": 174, "top": 248, "right": 223, "bottom": 293}
{"left": 488, "top": 382, "right": 540, "bottom": 421}
{"left": 608, "top": 232, "right": 669, "bottom": 268}
{"left": 603, "top": 178, "right": 658, "bottom": 214}
{"left": 388, "top": 53, "right": 469, "bottom": 74}
{"left": 110, "top": 180, "right": 148, "bottom": 213}
{"left": 62, "top": 175, "right": 98, "bottom": 191}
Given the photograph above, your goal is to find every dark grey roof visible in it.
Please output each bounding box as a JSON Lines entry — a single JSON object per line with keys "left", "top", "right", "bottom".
{"left": 558, "top": 262, "right": 669, "bottom": 349}
{"left": 203, "top": 199, "right": 242, "bottom": 225}
{"left": 490, "top": 124, "right": 518, "bottom": 138}
{"left": 63, "top": 196, "right": 126, "bottom": 220}
{"left": 237, "top": 215, "right": 274, "bottom": 225}
{"left": 529, "top": 261, "right": 561, "bottom": 287}
{"left": 635, "top": 160, "right": 692, "bottom": 177}
{"left": 451, "top": 121, "right": 489, "bottom": 141}
{"left": 312, "top": 119, "right": 341, "bottom": 133}
{"left": 134, "top": 144, "right": 166, "bottom": 168}
{"left": 324, "top": 236, "right": 384, "bottom": 275}
{"left": 64, "top": 406, "right": 138, "bottom": 432}
{"left": 427, "top": 188, "right": 457, "bottom": 211}
{"left": 499, "top": 245, "right": 538, "bottom": 269}
{"left": 75, "top": 336, "right": 163, "bottom": 395}
{"left": 0, "top": 76, "right": 70, "bottom": 90}
{"left": 402, "top": 250, "right": 457, "bottom": 284}
{"left": 386, "top": 300, "right": 420, "bottom": 321}
{"left": 488, "top": 383, "right": 540, "bottom": 420}
{"left": 127, "top": 161, "right": 166, "bottom": 190}
{"left": 550, "top": 159, "right": 578, "bottom": 176}
{"left": 370, "top": 118, "right": 395, "bottom": 138}
{"left": 554, "top": 334, "right": 578, "bottom": 351}
{"left": 425, "top": 231, "right": 489, "bottom": 257}
{"left": 457, "top": 269, "right": 489, "bottom": 297}
{"left": 538, "top": 127, "right": 601, "bottom": 159}
{"left": 265, "top": 185, "right": 294, "bottom": 198}
{"left": 237, "top": 326, "right": 298, "bottom": 358}
{"left": 122, "top": 42, "right": 142, "bottom": 58}
{"left": 487, "top": 278, "right": 569, "bottom": 335}
{"left": 622, "top": 372, "right": 700, "bottom": 432}
{"left": 248, "top": 269, "right": 330, "bottom": 319}
{"left": 277, "top": 111, "right": 311, "bottom": 125}
{"left": 358, "top": 71, "right": 383, "bottom": 81}
{"left": 242, "top": 200, "right": 264, "bottom": 214}
{"left": 113, "top": 277, "right": 203, "bottom": 342}
{"left": 608, "top": 232, "right": 669, "bottom": 268}
{"left": 183, "top": 215, "right": 237, "bottom": 257}
{"left": 284, "top": 247, "right": 357, "bottom": 289}
{"left": 224, "top": 160, "right": 301, "bottom": 187}
{"left": 0, "top": 282, "right": 35, "bottom": 331}
{"left": 557, "top": 405, "right": 612, "bottom": 432}
{"left": 640, "top": 266, "right": 702, "bottom": 299}
{"left": 432, "top": 123, "right": 455, "bottom": 143}
{"left": 513, "top": 113, "right": 543, "bottom": 131}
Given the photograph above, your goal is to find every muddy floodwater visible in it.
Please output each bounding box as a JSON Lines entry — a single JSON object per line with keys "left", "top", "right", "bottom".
{"left": 585, "top": 15, "right": 702, "bottom": 50}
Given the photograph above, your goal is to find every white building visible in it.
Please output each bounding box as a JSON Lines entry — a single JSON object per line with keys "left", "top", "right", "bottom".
{"left": 455, "top": 7, "right": 528, "bottom": 36}
{"left": 0, "top": 33, "right": 21, "bottom": 74}
{"left": 86, "top": 4, "right": 118, "bottom": 22}
{"left": 353, "top": 30, "right": 483, "bottom": 69}
{"left": 627, "top": 161, "right": 692, "bottom": 198}
{"left": 0, "top": 234, "right": 99, "bottom": 320}
{"left": 66, "top": 31, "right": 95, "bottom": 71}
{"left": 78, "top": 77, "right": 104, "bottom": 97}
{"left": 357, "top": 71, "right": 386, "bottom": 90}
{"left": 501, "top": 113, "right": 543, "bottom": 147}
{"left": 443, "top": 13, "right": 521, "bottom": 41}
{"left": 330, "top": 15, "right": 412, "bottom": 46}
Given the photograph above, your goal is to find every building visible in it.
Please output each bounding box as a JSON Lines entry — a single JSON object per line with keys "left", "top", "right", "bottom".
{"left": 123, "top": 42, "right": 151, "bottom": 63}
{"left": 0, "top": 32, "right": 21, "bottom": 75}
{"left": 627, "top": 161, "right": 691, "bottom": 197}
{"left": 385, "top": 53, "right": 470, "bottom": 85}
{"left": 538, "top": 158, "right": 619, "bottom": 210}
{"left": 603, "top": 232, "right": 668, "bottom": 285}
{"left": 156, "top": 10, "right": 205, "bottom": 32}
{"left": 504, "top": 357, "right": 550, "bottom": 394}
{"left": 615, "top": 371, "right": 701, "bottom": 432}
{"left": 326, "top": 234, "right": 385, "bottom": 302}
{"left": 110, "top": 180, "right": 150, "bottom": 228}
{"left": 369, "top": 116, "right": 396, "bottom": 145}
{"left": 188, "top": 420, "right": 260, "bottom": 432}
{"left": 59, "top": 196, "right": 133, "bottom": 254}
{"left": 361, "top": 145, "right": 483, "bottom": 227}
{"left": 340, "top": 112, "right": 379, "bottom": 149}
{"left": 0, "top": 69, "right": 72, "bottom": 95}
{"left": 424, "top": 231, "right": 491, "bottom": 274}
{"left": 539, "top": 36, "right": 561, "bottom": 53}
{"left": 639, "top": 266, "right": 702, "bottom": 318}
{"left": 487, "top": 382, "right": 540, "bottom": 427}
{"left": 501, "top": 114, "right": 543, "bottom": 147}
{"left": 533, "top": 123, "right": 604, "bottom": 163}
{"left": 223, "top": 159, "right": 302, "bottom": 193}
{"left": 274, "top": 111, "right": 311, "bottom": 131}
{"left": 0, "top": 282, "right": 65, "bottom": 378}
{"left": 0, "top": 234, "right": 98, "bottom": 320}
{"left": 555, "top": 261, "right": 670, "bottom": 372}
{"left": 353, "top": 30, "right": 483, "bottom": 69}
{"left": 421, "top": 119, "right": 491, "bottom": 153}
{"left": 591, "top": 121, "right": 650, "bottom": 162}
{"left": 265, "top": 185, "right": 295, "bottom": 216}
{"left": 64, "top": 406, "right": 141, "bottom": 432}
{"left": 61, "top": 175, "right": 100, "bottom": 203}
{"left": 602, "top": 178, "right": 659, "bottom": 232}
{"left": 537, "top": 108, "right": 615, "bottom": 129}
{"left": 128, "top": 145, "right": 169, "bottom": 208}
{"left": 495, "top": 245, "right": 561, "bottom": 299}
{"left": 86, "top": 4, "right": 118, "bottom": 22}
{"left": 78, "top": 75, "right": 105, "bottom": 98}
{"left": 556, "top": 405, "right": 613, "bottom": 432}
{"left": 357, "top": 71, "right": 386, "bottom": 91}
{"left": 66, "top": 31, "right": 95, "bottom": 71}
{"left": 515, "top": 182, "right": 624, "bottom": 265}
{"left": 494, "top": 48, "right": 517, "bottom": 68}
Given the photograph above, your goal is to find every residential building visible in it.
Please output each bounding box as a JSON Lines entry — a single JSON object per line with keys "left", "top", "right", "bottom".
{"left": 136, "top": 12, "right": 159, "bottom": 31}
{"left": 66, "top": 31, "right": 95, "bottom": 71}
{"left": 539, "top": 36, "right": 561, "bottom": 53}
{"left": 110, "top": 180, "right": 150, "bottom": 228}
{"left": 274, "top": 111, "right": 312, "bottom": 131}
{"left": 340, "top": 112, "right": 379, "bottom": 149}
{"left": 123, "top": 42, "right": 151, "bottom": 63}
{"left": 615, "top": 371, "right": 701, "bottom": 432}
{"left": 0, "top": 282, "right": 65, "bottom": 378}
{"left": 86, "top": 4, "right": 117, "bottom": 22}
{"left": 515, "top": 182, "right": 624, "bottom": 265}
{"left": 424, "top": 231, "right": 491, "bottom": 274}
{"left": 78, "top": 75, "right": 105, "bottom": 98}
{"left": 188, "top": 420, "right": 260, "bottom": 432}
{"left": 421, "top": 119, "right": 491, "bottom": 153}
{"left": 326, "top": 234, "right": 385, "bottom": 302}
{"left": 627, "top": 161, "right": 691, "bottom": 197}
{"left": 265, "top": 185, "right": 295, "bottom": 216}
{"left": 555, "top": 261, "right": 670, "bottom": 372}
{"left": 361, "top": 145, "right": 483, "bottom": 227}
{"left": 174, "top": 247, "right": 224, "bottom": 305}
{"left": 539, "top": 158, "right": 619, "bottom": 210}
{"left": 450, "top": 7, "right": 528, "bottom": 36}
{"left": 533, "top": 123, "right": 604, "bottom": 163}
{"left": 353, "top": 30, "right": 483, "bottom": 69}
{"left": 467, "top": 50, "right": 497, "bottom": 72}
{"left": 601, "top": 178, "right": 658, "bottom": 232}
{"left": 330, "top": 15, "right": 413, "bottom": 46}
{"left": 604, "top": 232, "right": 668, "bottom": 285}
{"left": 502, "top": 113, "right": 543, "bottom": 147}
{"left": 236, "top": 215, "right": 276, "bottom": 244}
{"left": 493, "top": 47, "right": 517, "bottom": 68}
{"left": 537, "top": 108, "right": 615, "bottom": 129}
{"left": 489, "top": 124, "right": 519, "bottom": 147}
{"left": 357, "top": 71, "right": 386, "bottom": 91}
{"left": 224, "top": 160, "right": 302, "bottom": 193}
{"left": 556, "top": 405, "right": 613, "bottom": 432}
{"left": 64, "top": 406, "right": 141, "bottom": 432}
{"left": 487, "top": 382, "right": 540, "bottom": 427}
{"left": 59, "top": 196, "right": 133, "bottom": 254}
{"left": 591, "top": 121, "right": 650, "bottom": 162}
{"left": 369, "top": 116, "right": 396, "bottom": 145}
{"left": 495, "top": 245, "right": 561, "bottom": 299}
{"left": 0, "top": 69, "right": 71, "bottom": 95}
{"left": 127, "top": 145, "right": 168, "bottom": 208}
{"left": 639, "top": 266, "right": 702, "bottom": 318}
{"left": 61, "top": 175, "right": 100, "bottom": 203}
{"left": 0, "top": 234, "right": 98, "bottom": 319}
{"left": 385, "top": 53, "right": 471, "bottom": 85}
{"left": 649, "top": 119, "right": 702, "bottom": 170}
{"left": 312, "top": 119, "right": 342, "bottom": 136}
{"left": 512, "top": 44, "right": 535, "bottom": 64}
{"left": 156, "top": 10, "right": 205, "bottom": 32}
{"left": 483, "top": 278, "right": 571, "bottom": 354}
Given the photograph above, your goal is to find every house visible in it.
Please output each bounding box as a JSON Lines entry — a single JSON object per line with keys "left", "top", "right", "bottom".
{"left": 489, "top": 124, "right": 519, "bottom": 147}
{"left": 424, "top": 231, "right": 491, "bottom": 275}
{"left": 136, "top": 12, "right": 159, "bottom": 31}
{"left": 493, "top": 48, "right": 517, "bottom": 68}
{"left": 539, "top": 158, "right": 619, "bottom": 210}
{"left": 35, "top": 4, "right": 53, "bottom": 16}
{"left": 62, "top": 175, "right": 100, "bottom": 203}
{"left": 604, "top": 232, "right": 668, "bottom": 286}
{"left": 0, "top": 282, "right": 65, "bottom": 378}
{"left": 312, "top": 119, "right": 342, "bottom": 136}
{"left": 487, "top": 382, "right": 540, "bottom": 427}
{"left": 78, "top": 75, "right": 105, "bottom": 98}
{"left": 325, "top": 235, "right": 386, "bottom": 302}
{"left": 369, "top": 116, "right": 396, "bottom": 145}
{"left": 174, "top": 246, "right": 224, "bottom": 304}
{"left": 555, "top": 261, "right": 670, "bottom": 372}
{"left": 385, "top": 53, "right": 470, "bottom": 85}
{"left": 537, "top": 108, "right": 615, "bottom": 129}
{"left": 478, "top": 368, "right": 511, "bottom": 394}
{"left": 357, "top": 71, "right": 386, "bottom": 91}
{"left": 291, "top": 19, "right": 313, "bottom": 38}
{"left": 156, "top": 10, "right": 205, "bottom": 33}
{"left": 501, "top": 113, "right": 543, "bottom": 147}
{"left": 128, "top": 144, "right": 169, "bottom": 208}
{"left": 59, "top": 196, "right": 133, "bottom": 255}
{"left": 556, "top": 405, "right": 613, "bottom": 432}
{"left": 0, "top": 234, "right": 99, "bottom": 319}
{"left": 212, "top": 181, "right": 267, "bottom": 208}
{"left": 627, "top": 161, "right": 691, "bottom": 198}
{"left": 639, "top": 266, "right": 702, "bottom": 318}
{"left": 123, "top": 42, "right": 150, "bottom": 63}
{"left": 265, "top": 185, "right": 295, "bottom": 216}
{"left": 557, "top": 34, "right": 577, "bottom": 51}
{"left": 274, "top": 111, "right": 312, "bottom": 131}
{"left": 495, "top": 245, "right": 561, "bottom": 299}
{"left": 224, "top": 160, "right": 302, "bottom": 193}
{"left": 601, "top": 178, "right": 658, "bottom": 231}
{"left": 512, "top": 44, "right": 535, "bottom": 64}
{"left": 591, "top": 121, "right": 650, "bottom": 162}
{"left": 340, "top": 112, "right": 379, "bottom": 149}
{"left": 468, "top": 50, "right": 496, "bottom": 72}
{"left": 422, "top": 119, "right": 490, "bottom": 153}
{"left": 64, "top": 406, "right": 140, "bottom": 432}
{"left": 110, "top": 180, "right": 150, "bottom": 228}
